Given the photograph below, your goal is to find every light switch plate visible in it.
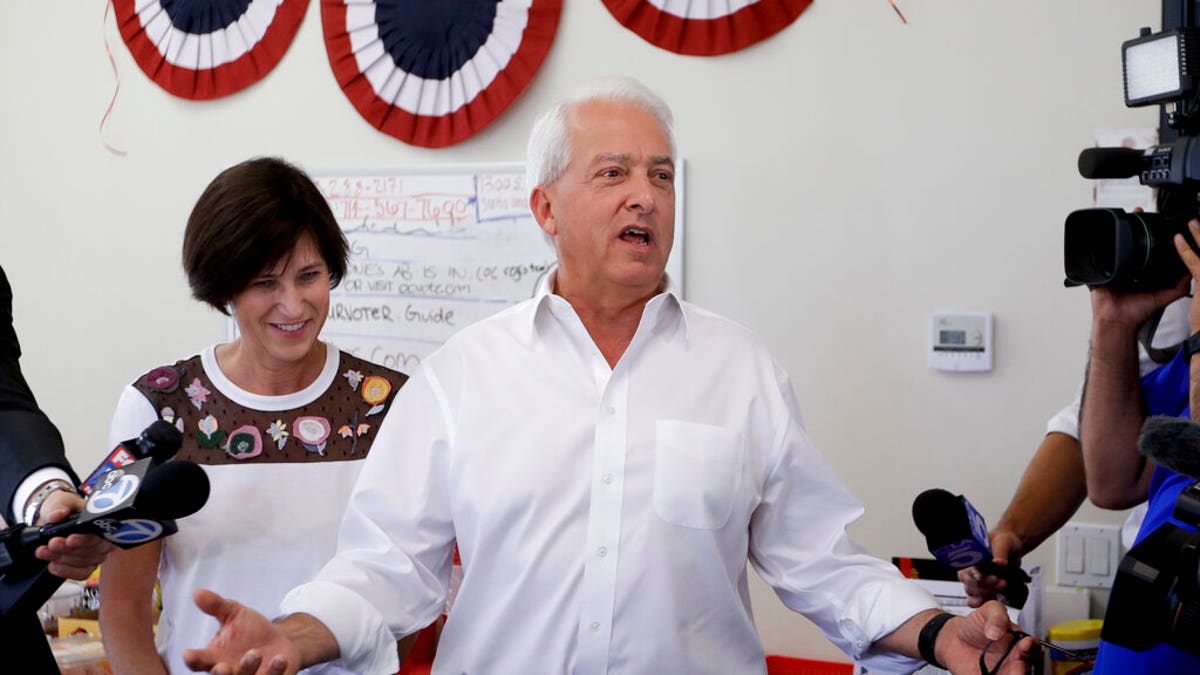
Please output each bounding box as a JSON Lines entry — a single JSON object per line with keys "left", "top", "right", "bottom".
{"left": 1056, "top": 522, "right": 1122, "bottom": 589}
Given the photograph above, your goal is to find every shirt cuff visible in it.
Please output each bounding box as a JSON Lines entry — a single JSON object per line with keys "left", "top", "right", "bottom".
{"left": 852, "top": 580, "right": 939, "bottom": 673}
{"left": 280, "top": 580, "right": 399, "bottom": 674}
{"left": 12, "top": 467, "right": 74, "bottom": 524}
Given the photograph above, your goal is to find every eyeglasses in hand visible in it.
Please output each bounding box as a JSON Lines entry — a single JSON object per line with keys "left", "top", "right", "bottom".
{"left": 980, "top": 628, "right": 1088, "bottom": 675}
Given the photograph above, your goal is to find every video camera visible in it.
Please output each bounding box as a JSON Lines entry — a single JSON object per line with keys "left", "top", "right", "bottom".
{"left": 1103, "top": 482, "right": 1200, "bottom": 654}
{"left": 1104, "top": 415, "right": 1200, "bottom": 654}
{"left": 1064, "top": 2, "right": 1200, "bottom": 290}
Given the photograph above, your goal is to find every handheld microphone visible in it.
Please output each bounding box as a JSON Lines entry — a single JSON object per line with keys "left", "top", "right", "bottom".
{"left": 26, "top": 459, "right": 209, "bottom": 551}
{"left": 1139, "top": 415, "right": 1200, "bottom": 481}
{"left": 1, "top": 458, "right": 209, "bottom": 572}
{"left": 80, "top": 419, "right": 183, "bottom": 495}
{"left": 0, "top": 459, "right": 209, "bottom": 616}
{"left": 912, "top": 488, "right": 1031, "bottom": 608}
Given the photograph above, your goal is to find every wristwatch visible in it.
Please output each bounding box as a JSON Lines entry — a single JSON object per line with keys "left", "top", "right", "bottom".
{"left": 23, "top": 479, "right": 76, "bottom": 525}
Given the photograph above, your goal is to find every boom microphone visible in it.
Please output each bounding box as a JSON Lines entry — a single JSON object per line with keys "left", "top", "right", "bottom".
{"left": 80, "top": 419, "right": 183, "bottom": 495}
{"left": 1139, "top": 415, "right": 1200, "bottom": 480}
{"left": 912, "top": 488, "right": 1031, "bottom": 608}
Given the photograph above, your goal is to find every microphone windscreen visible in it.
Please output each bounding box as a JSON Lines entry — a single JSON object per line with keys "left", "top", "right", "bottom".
{"left": 138, "top": 420, "right": 184, "bottom": 463}
{"left": 911, "top": 488, "right": 962, "bottom": 541}
{"left": 133, "top": 461, "right": 210, "bottom": 520}
{"left": 1139, "top": 415, "right": 1200, "bottom": 480}
{"left": 1077, "top": 147, "right": 1146, "bottom": 179}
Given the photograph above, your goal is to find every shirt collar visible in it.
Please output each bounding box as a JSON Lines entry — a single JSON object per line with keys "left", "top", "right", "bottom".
{"left": 522, "top": 265, "right": 688, "bottom": 345}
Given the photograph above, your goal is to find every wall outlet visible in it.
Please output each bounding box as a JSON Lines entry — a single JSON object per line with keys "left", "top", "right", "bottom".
{"left": 1056, "top": 522, "right": 1122, "bottom": 589}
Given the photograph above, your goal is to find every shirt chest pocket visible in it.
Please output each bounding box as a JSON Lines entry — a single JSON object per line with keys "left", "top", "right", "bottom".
{"left": 653, "top": 420, "right": 744, "bottom": 529}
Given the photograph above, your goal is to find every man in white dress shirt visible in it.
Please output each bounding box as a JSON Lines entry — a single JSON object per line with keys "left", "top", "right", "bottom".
{"left": 183, "top": 79, "right": 1034, "bottom": 675}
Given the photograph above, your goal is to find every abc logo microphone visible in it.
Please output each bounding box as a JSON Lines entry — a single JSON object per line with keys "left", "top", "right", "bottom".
{"left": 27, "top": 458, "right": 209, "bottom": 551}
{"left": 0, "top": 432, "right": 208, "bottom": 616}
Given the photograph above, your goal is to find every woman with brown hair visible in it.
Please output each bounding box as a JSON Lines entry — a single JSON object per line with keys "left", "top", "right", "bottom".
{"left": 99, "top": 157, "right": 411, "bottom": 674}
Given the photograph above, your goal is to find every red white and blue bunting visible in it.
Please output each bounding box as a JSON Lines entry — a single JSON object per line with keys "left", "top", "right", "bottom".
{"left": 112, "top": 0, "right": 310, "bottom": 100}
{"left": 321, "top": 0, "right": 561, "bottom": 148}
{"left": 601, "top": 0, "right": 811, "bottom": 56}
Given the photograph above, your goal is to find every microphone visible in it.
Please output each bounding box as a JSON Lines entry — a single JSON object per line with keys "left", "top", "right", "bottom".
{"left": 1139, "top": 415, "right": 1200, "bottom": 480}
{"left": 1077, "top": 147, "right": 1148, "bottom": 179}
{"left": 1, "top": 458, "right": 209, "bottom": 571}
{"left": 0, "top": 459, "right": 209, "bottom": 615}
{"left": 26, "top": 459, "right": 209, "bottom": 550}
{"left": 80, "top": 419, "right": 183, "bottom": 495}
{"left": 912, "top": 488, "right": 1031, "bottom": 608}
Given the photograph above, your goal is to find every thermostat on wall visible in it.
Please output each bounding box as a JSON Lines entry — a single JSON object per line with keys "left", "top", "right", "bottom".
{"left": 929, "top": 312, "right": 993, "bottom": 372}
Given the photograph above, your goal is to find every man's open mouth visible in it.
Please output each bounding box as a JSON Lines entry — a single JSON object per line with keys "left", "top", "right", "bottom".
{"left": 620, "top": 227, "right": 650, "bottom": 245}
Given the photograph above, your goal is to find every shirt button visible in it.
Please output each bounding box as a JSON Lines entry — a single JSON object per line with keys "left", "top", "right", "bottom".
{"left": 605, "top": 405, "right": 616, "bottom": 415}
{"left": 596, "top": 546, "right": 607, "bottom": 558}
{"left": 590, "top": 621, "right": 601, "bottom": 632}
{"left": 601, "top": 473, "right": 614, "bottom": 485}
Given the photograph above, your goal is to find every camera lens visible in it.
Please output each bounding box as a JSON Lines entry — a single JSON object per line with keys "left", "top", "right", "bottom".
{"left": 1063, "top": 208, "right": 1184, "bottom": 289}
{"left": 1064, "top": 208, "right": 1132, "bottom": 286}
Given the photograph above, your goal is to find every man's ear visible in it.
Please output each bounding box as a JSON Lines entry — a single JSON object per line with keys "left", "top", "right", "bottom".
{"left": 530, "top": 185, "right": 556, "bottom": 237}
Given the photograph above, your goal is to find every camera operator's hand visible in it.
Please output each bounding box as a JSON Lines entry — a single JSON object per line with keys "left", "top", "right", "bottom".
{"left": 958, "top": 529, "right": 1023, "bottom": 608}
{"left": 1090, "top": 207, "right": 1191, "bottom": 330}
{"left": 1089, "top": 275, "right": 1190, "bottom": 331}
{"left": 34, "top": 489, "right": 116, "bottom": 580}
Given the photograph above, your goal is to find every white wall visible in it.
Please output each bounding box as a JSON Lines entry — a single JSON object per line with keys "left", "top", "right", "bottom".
{"left": 0, "top": 0, "right": 1163, "bottom": 664}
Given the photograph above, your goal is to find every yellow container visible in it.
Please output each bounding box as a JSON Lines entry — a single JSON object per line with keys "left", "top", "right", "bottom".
{"left": 57, "top": 617, "right": 101, "bottom": 638}
{"left": 1049, "top": 619, "right": 1102, "bottom": 675}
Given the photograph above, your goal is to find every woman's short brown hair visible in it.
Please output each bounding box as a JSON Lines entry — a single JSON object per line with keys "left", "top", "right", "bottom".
{"left": 182, "top": 157, "right": 348, "bottom": 314}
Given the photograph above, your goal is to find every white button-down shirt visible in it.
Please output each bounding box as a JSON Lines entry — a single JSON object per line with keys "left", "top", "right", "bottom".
{"left": 282, "top": 272, "right": 936, "bottom": 674}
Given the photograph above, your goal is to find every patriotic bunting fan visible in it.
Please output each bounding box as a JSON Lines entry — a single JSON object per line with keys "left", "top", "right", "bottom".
{"left": 321, "top": 0, "right": 562, "bottom": 148}
{"left": 113, "top": 0, "right": 310, "bottom": 100}
{"left": 601, "top": 0, "right": 811, "bottom": 56}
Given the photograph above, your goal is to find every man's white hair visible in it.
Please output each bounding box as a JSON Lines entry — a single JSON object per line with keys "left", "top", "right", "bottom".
{"left": 525, "top": 78, "right": 675, "bottom": 192}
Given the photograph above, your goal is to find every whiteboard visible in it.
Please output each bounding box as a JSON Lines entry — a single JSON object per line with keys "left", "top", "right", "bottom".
{"left": 228, "top": 162, "right": 684, "bottom": 371}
